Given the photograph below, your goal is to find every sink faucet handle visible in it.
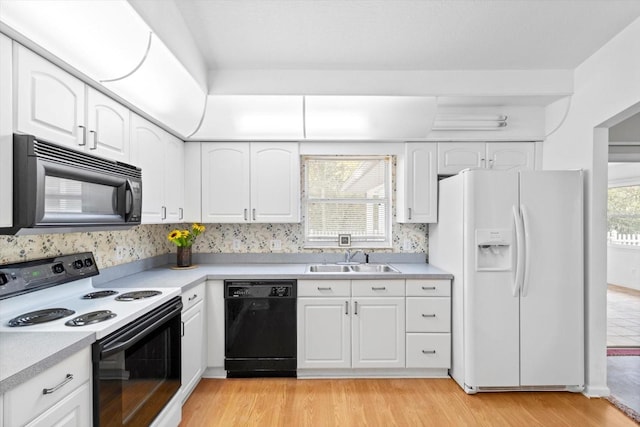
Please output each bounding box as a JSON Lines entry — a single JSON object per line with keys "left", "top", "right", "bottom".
{"left": 348, "top": 250, "right": 362, "bottom": 262}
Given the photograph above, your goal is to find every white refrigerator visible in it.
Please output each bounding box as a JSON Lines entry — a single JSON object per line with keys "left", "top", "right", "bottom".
{"left": 429, "top": 169, "right": 584, "bottom": 394}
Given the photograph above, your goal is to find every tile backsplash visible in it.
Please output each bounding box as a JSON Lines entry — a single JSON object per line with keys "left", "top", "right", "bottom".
{"left": 0, "top": 222, "right": 427, "bottom": 268}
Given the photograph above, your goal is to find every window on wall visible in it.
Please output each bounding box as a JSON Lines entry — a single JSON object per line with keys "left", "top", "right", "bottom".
{"left": 304, "top": 156, "right": 392, "bottom": 248}
{"left": 608, "top": 184, "right": 640, "bottom": 245}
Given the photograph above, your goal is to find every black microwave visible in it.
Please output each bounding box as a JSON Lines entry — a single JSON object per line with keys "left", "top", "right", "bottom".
{"left": 0, "top": 134, "right": 142, "bottom": 235}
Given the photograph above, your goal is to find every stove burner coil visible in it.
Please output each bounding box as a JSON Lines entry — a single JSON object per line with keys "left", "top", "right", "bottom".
{"left": 65, "top": 310, "right": 117, "bottom": 326}
{"left": 82, "top": 290, "right": 118, "bottom": 299}
{"left": 115, "top": 290, "right": 162, "bottom": 301}
{"left": 8, "top": 308, "right": 75, "bottom": 327}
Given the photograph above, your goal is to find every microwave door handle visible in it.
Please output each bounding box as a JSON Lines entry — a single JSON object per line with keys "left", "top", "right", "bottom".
{"left": 125, "top": 180, "right": 133, "bottom": 215}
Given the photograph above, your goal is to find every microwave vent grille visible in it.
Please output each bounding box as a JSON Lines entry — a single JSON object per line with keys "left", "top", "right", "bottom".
{"left": 33, "top": 139, "right": 142, "bottom": 179}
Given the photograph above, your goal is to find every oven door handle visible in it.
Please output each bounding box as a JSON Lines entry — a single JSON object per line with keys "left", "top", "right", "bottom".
{"left": 99, "top": 298, "right": 182, "bottom": 359}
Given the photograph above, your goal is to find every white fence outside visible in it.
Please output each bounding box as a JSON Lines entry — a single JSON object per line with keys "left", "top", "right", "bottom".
{"left": 608, "top": 230, "right": 640, "bottom": 246}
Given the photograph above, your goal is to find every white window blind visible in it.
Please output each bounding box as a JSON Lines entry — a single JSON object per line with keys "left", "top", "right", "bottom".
{"left": 304, "top": 156, "right": 391, "bottom": 247}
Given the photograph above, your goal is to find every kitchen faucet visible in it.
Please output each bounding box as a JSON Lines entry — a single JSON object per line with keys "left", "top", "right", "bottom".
{"left": 344, "top": 249, "right": 361, "bottom": 264}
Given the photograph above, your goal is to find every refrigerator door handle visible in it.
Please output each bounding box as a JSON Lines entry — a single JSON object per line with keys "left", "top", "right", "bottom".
{"left": 521, "top": 204, "right": 532, "bottom": 297}
{"left": 512, "top": 205, "right": 525, "bottom": 297}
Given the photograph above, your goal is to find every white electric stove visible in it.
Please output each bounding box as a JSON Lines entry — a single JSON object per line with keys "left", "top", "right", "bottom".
{"left": 0, "top": 252, "right": 180, "bottom": 339}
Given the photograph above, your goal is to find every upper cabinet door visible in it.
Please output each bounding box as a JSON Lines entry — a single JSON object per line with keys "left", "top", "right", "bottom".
{"left": 86, "top": 88, "right": 130, "bottom": 162}
{"left": 250, "top": 143, "right": 300, "bottom": 223}
{"left": 398, "top": 143, "right": 437, "bottom": 223}
{"left": 486, "top": 142, "right": 535, "bottom": 171}
{"left": 16, "top": 44, "right": 86, "bottom": 149}
{"left": 131, "top": 114, "right": 165, "bottom": 224}
{"left": 164, "top": 134, "right": 185, "bottom": 223}
{"left": 437, "top": 142, "right": 485, "bottom": 175}
{"left": 0, "top": 35, "right": 13, "bottom": 228}
{"left": 201, "top": 142, "right": 251, "bottom": 223}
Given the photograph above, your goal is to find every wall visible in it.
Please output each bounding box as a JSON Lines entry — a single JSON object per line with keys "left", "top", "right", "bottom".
{"left": 543, "top": 17, "right": 640, "bottom": 396}
{"left": 0, "top": 222, "right": 427, "bottom": 268}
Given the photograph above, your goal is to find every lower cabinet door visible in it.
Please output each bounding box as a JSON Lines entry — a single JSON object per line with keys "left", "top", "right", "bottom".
{"left": 182, "top": 300, "right": 204, "bottom": 401}
{"left": 352, "top": 298, "right": 405, "bottom": 368}
{"left": 297, "top": 297, "right": 351, "bottom": 369}
{"left": 25, "top": 381, "right": 91, "bottom": 427}
{"left": 406, "top": 333, "right": 451, "bottom": 368}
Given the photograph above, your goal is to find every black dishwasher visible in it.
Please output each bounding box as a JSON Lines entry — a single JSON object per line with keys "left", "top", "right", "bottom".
{"left": 224, "top": 279, "right": 296, "bottom": 377}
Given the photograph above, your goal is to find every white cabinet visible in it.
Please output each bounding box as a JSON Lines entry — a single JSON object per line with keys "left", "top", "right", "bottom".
{"left": 297, "top": 297, "right": 351, "bottom": 369}
{"left": 205, "top": 280, "right": 225, "bottom": 376}
{"left": 405, "top": 279, "right": 451, "bottom": 370}
{"left": 16, "top": 44, "right": 86, "bottom": 148}
{"left": 201, "top": 142, "right": 300, "bottom": 223}
{"left": 396, "top": 143, "right": 438, "bottom": 223}
{"left": 3, "top": 347, "right": 92, "bottom": 427}
{"left": 181, "top": 283, "right": 206, "bottom": 403}
{"left": 86, "top": 88, "right": 130, "bottom": 162}
{"left": 0, "top": 34, "right": 13, "bottom": 228}
{"left": 437, "top": 142, "right": 535, "bottom": 175}
{"left": 131, "top": 114, "right": 184, "bottom": 224}
{"left": 297, "top": 280, "right": 405, "bottom": 370}
{"left": 352, "top": 297, "right": 405, "bottom": 368}
{"left": 15, "top": 45, "right": 131, "bottom": 162}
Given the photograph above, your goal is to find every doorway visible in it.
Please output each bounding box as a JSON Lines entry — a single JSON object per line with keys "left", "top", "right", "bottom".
{"left": 605, "top": 113, "right": 640, "bottom": 421}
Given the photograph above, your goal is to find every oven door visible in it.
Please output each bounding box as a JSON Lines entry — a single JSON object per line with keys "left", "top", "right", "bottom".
{"left": 92, "top": 297, "right": 182, "bottom": 427}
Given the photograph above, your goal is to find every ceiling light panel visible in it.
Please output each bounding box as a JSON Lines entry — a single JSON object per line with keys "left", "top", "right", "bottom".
{"left": 0, "top": 0, "right": 151, "bottom": 81}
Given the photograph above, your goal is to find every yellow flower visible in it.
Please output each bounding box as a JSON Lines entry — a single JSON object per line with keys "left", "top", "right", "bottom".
{"left": 167, "top": 224, "right": 205, "bottom": 247}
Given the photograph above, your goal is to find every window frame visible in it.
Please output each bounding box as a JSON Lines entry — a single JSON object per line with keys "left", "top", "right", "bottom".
{"left": 303, "top": 155, "right": 393, "bottom": 249}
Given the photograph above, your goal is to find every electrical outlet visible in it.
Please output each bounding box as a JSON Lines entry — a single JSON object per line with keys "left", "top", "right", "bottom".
{"left": 270, "top": 239, "right": 282, "bottom": 251}
{"left": 403, "top": 239, "right": 412, "bottom": 251}
{"left": 232, "top": 239, "right": 241, "bottom": 251}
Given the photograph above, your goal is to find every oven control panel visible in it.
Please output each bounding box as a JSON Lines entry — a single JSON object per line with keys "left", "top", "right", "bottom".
{"left": 0, "top": 252, "right": 99, "bottom": 300}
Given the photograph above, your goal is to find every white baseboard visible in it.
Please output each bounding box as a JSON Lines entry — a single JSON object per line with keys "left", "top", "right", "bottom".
{"left": 297, "top": 368, "right": 450, "bottom": 379}
{"left": 583, "top": 385, "right": 611, "bottom": 398}
{"left": 202, "top": 367, "right": 227, "bottom": 378}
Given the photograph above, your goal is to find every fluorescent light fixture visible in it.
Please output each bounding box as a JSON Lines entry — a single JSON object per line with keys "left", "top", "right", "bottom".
{"left": 192, "top": 95, "right": 305, "bottom": 139}
{"left": 102, "top": 34, "right": 206, "bottom": 136}
{"left": 305, "top": 96, "right": 437, "bottom": 140}
{"left": 0, "top": 0, "right": 151, "bottom": 81}
{"left": 432, "top": 114, "right": 508, "bottom": 130}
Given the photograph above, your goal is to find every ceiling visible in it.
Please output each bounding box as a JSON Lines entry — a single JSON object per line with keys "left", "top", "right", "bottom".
{"left": 175, "top": 0, "right": 640, "bottom": 72}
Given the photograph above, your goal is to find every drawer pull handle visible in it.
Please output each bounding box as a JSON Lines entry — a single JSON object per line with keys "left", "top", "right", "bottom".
{"left": 421, "top": 286, "right": 436, "bottom": 290}
{"left": 422, "top": 313, "right": 436, "bottom": 318}
{"left": 354, "top": 301, "right": 358, "bottom": 315}
{"left": 43, "top": 374, "right": 73, "bottom": 395}
{"left": 422, "top": 350, "right": 436, "bottom": 354}
{"left": 371, "top": 286, "right": 386, "bottom": 291}
{"left": 317, "top": 287, "right": 332, "bottom": 291}
{"left": 188, "top": 294, "right": 198, "bottom": 302}
{"left": 345, "top": 300, "right": 349, "bottom": 315}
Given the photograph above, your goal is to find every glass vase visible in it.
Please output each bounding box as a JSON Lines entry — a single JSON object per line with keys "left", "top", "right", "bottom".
{"left": 176, "top": 246, "right": 192, "bottom": 268}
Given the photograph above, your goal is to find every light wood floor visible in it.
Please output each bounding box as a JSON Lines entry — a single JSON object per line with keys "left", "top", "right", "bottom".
{"left": 180, "top": 378, "right": 637, "bottom": 426}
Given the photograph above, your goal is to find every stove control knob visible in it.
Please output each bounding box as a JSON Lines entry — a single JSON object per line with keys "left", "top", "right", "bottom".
{"left": 84, "top": 258, "right": 93, "bottom": 267}
{"left": 51, "top": 263, "right": 65, "bottom": 274}
{"left": 0, "top": 273, "right": 8, "bottom": 286}
{"left": 73, "top": 260, "right": 84, "bottom": 269}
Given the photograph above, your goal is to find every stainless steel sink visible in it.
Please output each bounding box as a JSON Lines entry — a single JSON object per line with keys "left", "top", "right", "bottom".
{"left": 307, "top": 264, "right": 399, "bottom": 273}
{"left": 308, "top": 265, "right": 352, "bottom": 272}
{"left": 349, "top": 264, "right": 400, "bottom": 273}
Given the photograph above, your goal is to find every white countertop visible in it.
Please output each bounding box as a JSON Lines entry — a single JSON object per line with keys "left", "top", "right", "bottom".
{"left": 1, "top": 262, "right": 451, "bottom": 393}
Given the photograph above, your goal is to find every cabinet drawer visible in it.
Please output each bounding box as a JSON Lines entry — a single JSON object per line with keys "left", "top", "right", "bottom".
{"left": 182, "top": 282, "right": 205, "bottom": 312}
{"left": 298, "top": 280, "right": 350, "bottom": 297}
{"left": 352, "top": 280, "right": 405, "bottom": 297}
{"left": 406, "top": 333, "right": 451, "bottom": 368}
{"left": 406, "top": 279, "right": 450, "bottom": 297}
{"left": 406, "top": 298, "right": 450, "bottom": 332}
{"left": 4, "top": 347, "right": 91, "bottom": 427}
